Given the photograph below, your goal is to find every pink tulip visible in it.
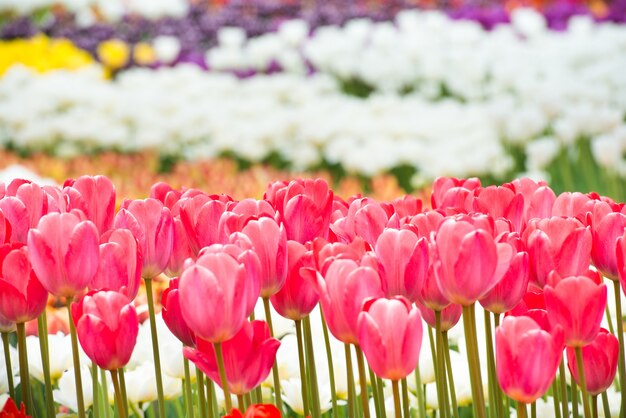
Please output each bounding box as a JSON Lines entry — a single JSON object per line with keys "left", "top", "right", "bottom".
{"left": 0, "top": 210, "right": 11, "bottom": 244}
{"left": 312, "top": 237, "right": 371, "bottom": 276}
{"left": 566, "top": 329, "right": 619, "bottom": 395}
{"left": 544, "top": 275, "right": 607, "bottom": 347}
{"left": 0, "top": 243, "right": 48, "bottom": 323}
{"left": 384, "top": 195, "right": 423, "bottom": 220}
{"left": 506, "top": 177, "right": 555, "bottom": 225}
{"left": 331, "top": 198, "right": 394, "bottom": 246}
{"left": 184, "top": 320, "right": 280, "bottom": 395}
{"left": 496, "top": 315, "right": 564, "bottom": 403}
{"left": 433, "top": 215, "right": 514, "bottom": 305}
{"left": 591, "top": 212, "right": 626, "bottom": 280}
{"left": 270, "top": 241, "right": 319, "bottom": 321}
{"left": 72, "top": 290, "right": 139, "bottom": 370}
{"left": 357, "top": 297, "right": 422, "bottom": 380}
{"left": 149, "top": 182, "right": 183, "bottom": 211}
{"left": 404, "top": 210, "right": 446, "bottom": 239}
{"left": 64, "top": 175, "right": 116, "bottom": 235}
{"left": 114, "top": 198, "right": 173, "bottom": 279}
{"left": 179, "top": 194, "right": 228, "bottom": 254}
{"left": 317, "top": 259, "right": 384, "bottom": 344}
{"left": 522, "top": 216, "right": 592, "bottom": 289}
{"left": 414, "top": 299, "right": 462, "bottom": 332}
{"left": 473, "top": 185, "right": 524, "bottom": 231}
{"left": 162, "top": 278, "right": 196, "bottom": 347}
{"left": 266, "top": 178, "right": 333, "bottom": 244}
{"left": 167, "top": 216, "right": 194, "bottom": 277}
{"left": 241, "top": 218, "right": 288, "bottom": 298}
{"left": 430, "top": 177, "right": 480, "bottom": 214}
{"left": 374, "top": 228, "right": 428, "bottom": 302}
{"left": 91, "top": 228, "right": 142, "bottom": 300}
{"left": 178, "top": 252, "right": 249, "bottom": 342}
{"left": 617, "top": 229, "right": 626, "bottom": 295}
{"left": 27, "top": 212, "right": 99, "bottom": 298}
{"left": 480, "top": 250, "right": 529, "bottom": 315}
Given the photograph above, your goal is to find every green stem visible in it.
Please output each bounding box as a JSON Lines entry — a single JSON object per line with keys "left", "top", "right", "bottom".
{"left": 262, "top": 298, "right": 283, "bottom": 412}
{"left": 345, "top": 343, "right": 356, "bottom": 418}
{"left": 435, "top": 312, "right": 448, "bottom": 418}
{"left": 110, "top": 369, "right": 127, "bottom": 418}
{"left": 531, "top": 401, "right": 536, "bottom": 418}
{"left": 463, "top": 304, "right": 486, "bottom": 418}
{"left": 592, "top": 395, "right": 598, "bottom": 418}
{"left": 119, "top": 367, "right": 129, "bottom": 418}
{"left": 605, "top": 305, "right": 615, "bottom": 336}
{"left": 207, "top": 374, "right": 218, "bottom": 417}
{"left": 215, "top": 342, "right": 233, "bottom": 411}
{"left": 237, "top": 394, "right": 245, "bottom": 413}
{"left": 560, "top": 361, "right": 569, "bottom": 418}
{"left": 551, "top": 378, "right": 562, "bottom": 418}
{"left": 370, "top": 368, "right": 383, "bottom": 418}
{"left": 517, "top": 402, "right": 527, "bottom": 418}
{"left": 484, "top": 311, "right": 501, "bottom": 418}
{"left": 183, "top": 357, "right": 195, "bottom": 418}
{"left": 38, "top": 312, "right": 55, "bottom": 418}
{"left": 414, "top": 365, "right": 427, "bottom": 418}
{"left": 195, "top": 368, "right": 207, "bottom": 418}
{"left": 575, "top": 347, "right": 592, "bottom": 418}
{"left": 144, "top": 278, "right": 166, "bottom": 418}
{"left": 130, "top": 400, "right": 143, "bottom": 418}
{"left": 601, "top": 391, "right": 611, "bottom": 418}
{"left": 67, "top": 301, "right": 86, "bottom": 418}
{"left": 355, "top": 346, "right": 371, "bottom": 418}
{"left": 244, "top": 393, "right": 252, "bottom": 410}
{"left": 612, "top": 281, "right": 626, "bottom": 413}
{"left": 303, "top": 317, "right": 322, "bottom": 418}
{"left": 92, "top": 363, "right": 100, "bottom": 418}
{"left": 295, "top": 320, "right": 310, "bottom": 416}
{"left": 16, "top": 322, "right": 33, "bottom": 415}
{"left": 2, "top": 332, "right": 15, "bottom": 399}
{"left": 442, "top": 332, "right": 460, "bottom": 418}
{"left": 573, "top": 379, "right": 580, "bottom": 418}
{"left": 101, "top": 368, "right": 111, "bottom": 418}
{"left": 320, "top": 310, "right": 338, "bottom": 416}
{"left": 377, "top": 376, "right": 387, "bottom": 417}
{"left": 401, "top": 378, "right": 410, "bottom": 418}
{"left": 392, "top": 380, "right": 402, "bottom": 418}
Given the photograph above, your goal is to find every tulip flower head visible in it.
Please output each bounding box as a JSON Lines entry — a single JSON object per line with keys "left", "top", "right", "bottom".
{"left": 566, "top": 329, "right": 619, "bottom": 395}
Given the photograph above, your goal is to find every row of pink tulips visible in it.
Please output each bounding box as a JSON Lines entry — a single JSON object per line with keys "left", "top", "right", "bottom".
{"left": 0, "top": 175, "right": 625, "bottom": 418}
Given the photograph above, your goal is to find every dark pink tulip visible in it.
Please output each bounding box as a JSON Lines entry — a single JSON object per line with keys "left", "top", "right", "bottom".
{"left": 480, "top": 251, "right": 529, "bottom": 315}
{"left": 72, "top": 290, "right": 139, "bottom": 370}
{"left": 266, "top": 178, "right": 333, "bottom": 244}
{"left": 414, "top": 298, "right": 461, "bottom": 332}
{"left": 162, "top": 278, "right": 196, "bottom": 347}
{"left": 617, "top": 229, "right": 626, "bottom": 295}
{"left": 357, "top": 297, "right": 422, "bottom": 380}
{"left": 28, "top": 212, "right": 99, "bottom": 297}
{"left": 566, "top": 329, "right": 619, "bottom": 395}
{"left": 0, "top": 210, "right": 10, "bottom": 243}
{"left": 241, "top": 218, "right": 288, "bottom": 298}
{"left": 178, "top": 252, "right": 249, "bottom": 342}
{"left": 270, "top": 241, "right": 319, "bottom": 321}
{"left": 433, "top": 215, "right": 514, "bottom": 305}
{"left": 184, "top": 320, "right": 280, "bottom": 395}
{"left": 544, "top": 275, "right": 606, "bottom": 347}
{"left": 506, "top": 290, "right": 545, "bottom": 317}
{"left": 64, "top": 175, "right": 116, "bottom": 235}
{"left": 91, "top": 228, "right": 142, "bottom": 300}
{"left": 496, "top": 315, "right": 563, "bottom": 403}
{"left": 374, "top": 228, "right": 428, "bottom": 303}
{"left": 591, "top": 212, "right": 626, "bottom": 280}
{"left": 115, "top": 198, "right": 173, "bottom": 279}
{"left": 430, "top": 177, "right": 480, "bottom": 214}
{"left": 317, "top": 259, "right": 384, "bottom": 344}
{"left": 179, "top": 194, "right": 228, "bottom": 254}
{"left": 522, "top": 216, "right": 592, "bottom": 289}
{"left": 0, "top": 243, "right": 48, "bottom": 323}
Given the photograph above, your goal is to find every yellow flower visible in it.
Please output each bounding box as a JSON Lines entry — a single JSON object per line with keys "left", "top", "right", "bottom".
{"left": 133, "top": 42, "right": 157, "bottom": 66}
{"left": 97, "top": 39, "right": 130, "bottom": 70}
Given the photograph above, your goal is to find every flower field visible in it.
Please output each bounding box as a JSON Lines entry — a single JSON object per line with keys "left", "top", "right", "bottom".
{"left": 1, "top": 1, "right": 626, "bottom": 417}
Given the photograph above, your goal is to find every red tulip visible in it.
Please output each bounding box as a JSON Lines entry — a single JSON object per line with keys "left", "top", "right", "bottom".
{"left": 241, "top": 218, "right": 288, "bottom": 298}
{"left": 433, "top": 215, "right": 514, "bottom": 305}
{"left": 184, "top": 320, "right": 280, "bottom": 395}
{"left": 544, "top": 275, "right": 607, "bottom": 347}
{"left": 91, "top": 228, "right": 142, "bottom": 300}
{"left": 0, "top": 210, "right": 11, "bottom": 244}
{"left": 223, "top": 404, "right": 282, "bottom": 418}
{"left": 115, "top": 198, "right": 173, "bottom": 279}
{"left": 317, "top": 259, "right": 384, "bottom": 345}
{"left": 161, "top": 278, "right": 196, "bottom": 347}
{"left": 266, "top": 178, "right": 333, "bottom": 244}
{"left": 0, "top": 398, "right": 29, "bottom": 418}
{"left": 357, "top": 297, "right": 422, "bottom": 380}
{"left": 27, "top": 212, "right": 99, "bottom": 298}
{"left": 179, "top": 194, "right": 228, "bottom": 255}
{"left": 522, "top": 216, "right": 592, "bottom": 289}
{"left": 0, "top": 243, "right": 47, "bottom": 323}
{"left": 414, "top": 298, "right": 462, "bottom": 332}
{"left": 178, "top": 252, "right": 249, "bottom": 342}
{"left": 64, "top": 175, "right": 116, "bottom": 235}
{"left": 506, "top": 290, "right": 545, "bottom": 316}
{"left": 270, "top": 241, "right": 319, "bottom": 321}
{"left": 591, "top": 212, "right": 626, "bottom": 280}
{"left": 566, "top": 329, "right": 619, "bottom": 395}
{"left": 72, "top": 290, "right": 139, "bottom": 370}
{"left": 374, "top": 228, "right": 428, "bottom": 303}
{"left": 496, "top": 315, "right": 564, "bottom": 403}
